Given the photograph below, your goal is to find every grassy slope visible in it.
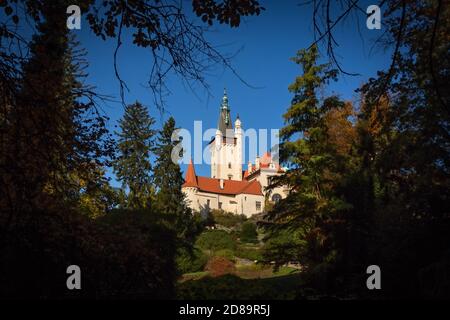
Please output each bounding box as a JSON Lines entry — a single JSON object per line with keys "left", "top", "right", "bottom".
{"left": 177, "top": 266, "right": 302, "bottom": 299}
{"left": 178, "top": 214, "right": 304, "bottom": 299}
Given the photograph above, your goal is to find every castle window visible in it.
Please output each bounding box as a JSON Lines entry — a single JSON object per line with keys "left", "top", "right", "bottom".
{"left": 228, "top": 162, "right": 231, "bottom": 169}
{"left": 256, "top": 201, "right": 261, "bottom": 212}
{"left": 228, "top": 175, "right": 232, "bottom": 180}
{"left": 206, "top": 199, "right": 210, "bottom": 207}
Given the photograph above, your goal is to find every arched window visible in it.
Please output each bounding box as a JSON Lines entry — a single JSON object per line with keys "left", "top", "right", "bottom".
{"left": 228, "top": 162, "right": 232, "bottom": 169}
{"left": 272, "top": 193, "right": 282, "bottom": 203}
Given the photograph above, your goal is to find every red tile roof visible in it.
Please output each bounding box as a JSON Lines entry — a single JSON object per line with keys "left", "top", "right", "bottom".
{"left": 243, "top": 152, "right": 285, "bottom": 179}
{"left": 183, "top": 162, "right": 263, "bottom": 196}
{"left": 195, "top": 177, "right": 262, "bottom": 196}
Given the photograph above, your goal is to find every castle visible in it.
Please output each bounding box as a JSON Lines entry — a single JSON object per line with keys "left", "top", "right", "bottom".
{"left": 182, "top": 90, "right": 288, "bottom": 217}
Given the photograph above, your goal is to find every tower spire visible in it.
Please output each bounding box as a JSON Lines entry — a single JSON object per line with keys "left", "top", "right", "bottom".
{"left": 183, "top": 158, "right": 198, "bottom": 187}
{"left": 221, "top": 87, "right": 229, "bottom": 110}
{"left": 217, "top": 88, "right": 233, "bottom": 136}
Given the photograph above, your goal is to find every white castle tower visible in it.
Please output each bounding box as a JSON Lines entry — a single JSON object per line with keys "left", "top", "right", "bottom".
{"left": 210, "top": 89, "right": 243, "bottom": 181}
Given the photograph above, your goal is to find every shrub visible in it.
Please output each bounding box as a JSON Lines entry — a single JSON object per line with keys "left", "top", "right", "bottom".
{"left": 240, "top": 222, "right": 258, "bottom": 243}
{"left": 215, "top": 249, "right": 236, "bottom": 262}
{"left": 195, "top": 230, "right": 236, "bottom": 253}
{"left": 176, "top": 247, "right": 208, "bottom": 274}
{"left": 205, "top": 256, "right": 236, "bottom": 277}
{"left": 211, "top": 210, "right": 247, "bottom": 228}
{"left": 0, "top": 208, "right": 177, "bottom": 299}
{"left": 261, "top": 228, "right": 306, "bottom": 267}
{"left": 235, "top": 246, "right": 263, "bottom": 261}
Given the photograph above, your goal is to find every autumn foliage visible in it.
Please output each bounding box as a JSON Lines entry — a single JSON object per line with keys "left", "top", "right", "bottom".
{"left": 205, "top": 256, "right": 236, "bottom": 277}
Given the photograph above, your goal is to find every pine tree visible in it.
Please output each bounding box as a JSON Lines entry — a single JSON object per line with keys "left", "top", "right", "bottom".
{"left": 263, "top": 45, "right": 354, "bottom": 282}
{"left": 113, "top": 101, "right": 155, "bottom": 209}
{"left": 153, "top": 117, "right": 185, "bottom": 213}
{"left": 153, "top": 117, "right": 199, "bottom": 242}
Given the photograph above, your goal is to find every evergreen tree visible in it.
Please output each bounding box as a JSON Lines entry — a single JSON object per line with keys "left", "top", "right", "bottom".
{"left": 153, "top": 117, "right": 185, "bottom": 213}
{"left": 263, "top": 45, "right": 357, "bottom": 290}
{"left": 153, "top": 117, "right": 199, "bottom": 242}
{"left": 0, "top": 1, "right": 113, "bottom": 214}
{"left": 113, "top": 101, "right": 155, "bottom": 209}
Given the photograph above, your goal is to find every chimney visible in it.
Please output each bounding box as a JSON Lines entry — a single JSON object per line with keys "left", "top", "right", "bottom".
{"left": 219, "top": 179, "right": 224, "bottom": 189}
{"left": 248, "top": 161, "right": 252, "bottom": 173}
{"left": 255, "top": 156, "right": 260, "bottom": 170}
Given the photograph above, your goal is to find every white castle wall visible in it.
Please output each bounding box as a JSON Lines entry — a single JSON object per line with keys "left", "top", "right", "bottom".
{"left": 183, "top": 187, "right": 264, "bottom": 217}
{"left": 247, "top": 168, "right": 289, "bottom": 201}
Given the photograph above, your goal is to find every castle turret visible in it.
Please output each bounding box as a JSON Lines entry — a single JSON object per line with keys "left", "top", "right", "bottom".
{"left": 183, "top": 159, "right": 198, "bottom": 188}
{"left": 235, "top": 114, "right": 241, "bottom": 129}
{"left": 182, "top": 159, "right": 200, "bottom": 212}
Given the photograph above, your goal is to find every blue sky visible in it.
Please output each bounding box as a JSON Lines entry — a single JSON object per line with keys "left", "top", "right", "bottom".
{"left": 73, "top": 1, "right": 392, "bottom": 186}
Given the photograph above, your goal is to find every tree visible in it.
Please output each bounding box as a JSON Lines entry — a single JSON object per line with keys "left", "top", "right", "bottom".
{"left": 153, "top": 117, "right": 185, "bottom": 213}
{"left": 353, "top": 0, "right": 450, "bottom": 297}
{"left": 263, "top": 45, "right": 358, "bottom": 292}
{"left": 78, "top": 166, "right": 119, "bottom": 219}
{"left": 0, "top": 2, "right": 113, "bottom": 215}
{"left": 113, "top": 101, "right": 155, "bottom": 209}
{"left": 0, "top": 3, "right": 180, "bottom": 299}
{"left": 153, "top": 116, "right": 200, "bottom": 242}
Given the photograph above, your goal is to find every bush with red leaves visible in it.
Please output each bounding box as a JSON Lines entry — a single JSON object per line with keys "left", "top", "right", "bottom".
{"left": 205, "top": 256, "right": 236, "bottom": 277}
